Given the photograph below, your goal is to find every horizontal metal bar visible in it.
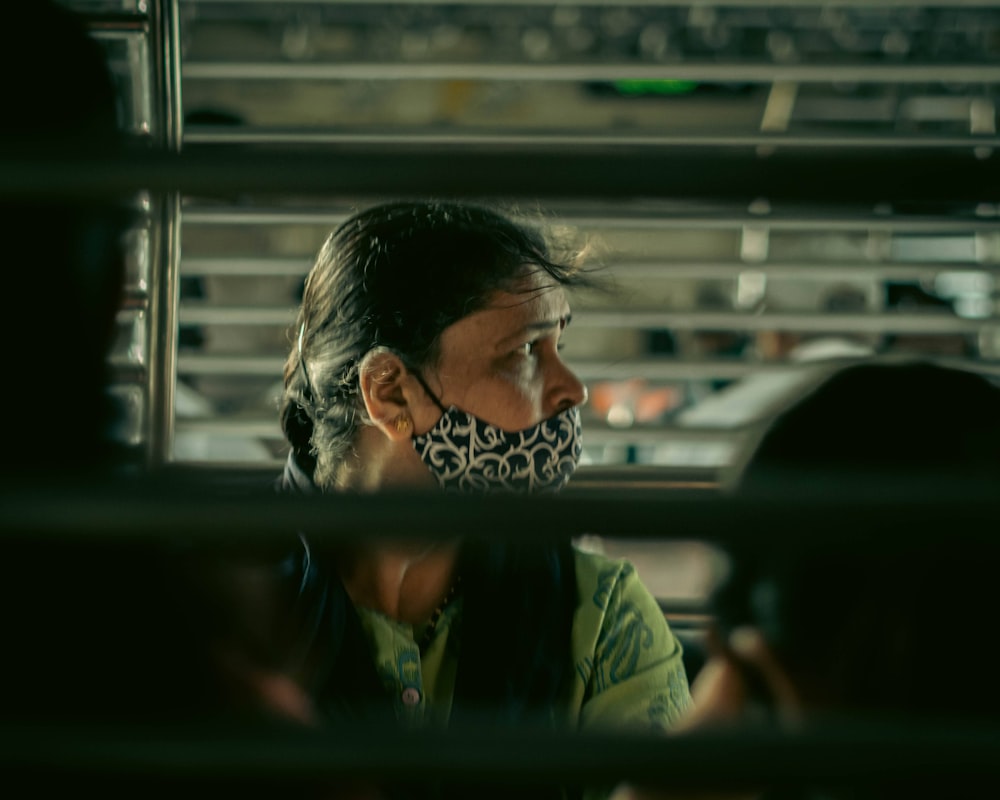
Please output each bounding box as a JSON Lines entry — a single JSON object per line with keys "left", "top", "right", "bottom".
{"left": 540, "top": 215, "right": 1000, "bottom": 233}
{"left": 607, "top": 261, "right": 1000, "bottom": 280}
{"left": 177, "top": 304, "right": 996, "bottom": 332}
{"left": 5, "top": 480, "right": 1000, "bottom": 546}
{"left": 180, "top": 257, "right": 311, "bottom": 276}
{"left": 181, "top": 207, "right": 1000, "bottom": 233}
{"left": 179, "top": 256, "right": 1000, "bottom": 281}
{"left": 178, "top": 305, "right": 295, "bottom": 326}
{"left": 170, "top": 353, "right": 772, "bottom": 380}
{"left": 182, "top": 60, "right": 1000, "bottom": 84}
{"left": 176, "top": 354, "right": 285, "bottom": 375}
{"left": 182, "top": 209, "right": 350, "bottom": 226}
{"left": 161, "top": 458, "right": 723, "bottom": 489}
{"left": 586, "top": 426, "right": 746, "bottom": 448}
{"left": 170, "top": 353, "right": 763, "bottom": 380}
{"left": 572, "top": 359, "right": 810, "bottom": 382}
{"left": 9, "top": 721, "right": 1000, "bottom": 788}
{"left": 180, "top": 0, "right": 1000, "bottom": 8}
{"left": 177, "top": 352, "right": 285, "bottom": 380}
{"left": 575, "top": 356, "right": 1000, "bottom": 381}
{"left": 184, "top": 128, "right": 1000, "bottom": 151}
{"left": 159, "top": 461, "right": 720, "bottom": 486}
{"left": 174, "top": 418, "right": 280, "bottom": 438}
{"left": 7, "top": 146, "right": 999, "bottom": 204}
{"left": 573, "top": 309, "right": 994, "bottom": 333}
{"left": 174, "top": 353, "right": 1000, "bottom": 382}
{"left": 6, "top": 721, "right": 1000, "bottom": 787}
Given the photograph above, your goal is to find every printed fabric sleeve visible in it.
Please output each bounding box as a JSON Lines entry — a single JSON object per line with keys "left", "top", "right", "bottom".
{"left": 576, "top": 559, "right": 693, "bottom": 732}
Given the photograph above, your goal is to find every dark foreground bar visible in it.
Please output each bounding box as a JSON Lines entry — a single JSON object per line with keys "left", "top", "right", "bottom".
{"left": 2, "top": 474, "right": 1000, "bottom": 548}
{"left": 3, "top": 720, "right": 999, "bottom": 788}
{"left": 2, "top": 143, "right": 999, "bottom": 204}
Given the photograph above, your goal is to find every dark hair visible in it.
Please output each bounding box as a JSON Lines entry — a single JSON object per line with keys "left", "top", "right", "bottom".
{"left": 280, "top": 201, "right": 591, "bottom": 487}
{"left": 717, "top": 362, "right": 1000, "bottom": 717}
{"left": 738, "top": 361, "right": 1000, "bottom": 494}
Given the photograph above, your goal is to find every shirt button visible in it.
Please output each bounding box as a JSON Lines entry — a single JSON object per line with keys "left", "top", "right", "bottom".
{"left": 401, "top": 687, "right": 421, "bottom": 706}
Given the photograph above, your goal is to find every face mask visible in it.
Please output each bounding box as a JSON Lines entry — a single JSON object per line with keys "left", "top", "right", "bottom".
{"left": 412, "top": 403, "right": 583, "bottom": 494}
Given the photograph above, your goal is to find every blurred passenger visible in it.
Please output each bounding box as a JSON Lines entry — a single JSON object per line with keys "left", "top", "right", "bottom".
{"left": 676, "top": 286, "right": 876, "bottom": 431}
{"left": 614, "top": 361, "right": 1000, "bottom": 800}
{"left": 0, "top": 5, "right": 363, "bottom": 796}
{"left": 677, "top": 286, "right": 749, "bottom": 407}
{"left": 278, "top": 202, "right": 691, "bottom": 745}
{"left": 1, "top": 4, "right": 130, "bottom": 476}
{"left": 881, "top": 282, "right": 978, "bottom": 358}
{"left": 753, "top": 285, "right": 876, "bottom": 364}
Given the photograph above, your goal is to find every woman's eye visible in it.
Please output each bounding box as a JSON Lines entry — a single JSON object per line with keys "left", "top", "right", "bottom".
{"left": 516, "top": 342, "right": 534, "bottom": 357}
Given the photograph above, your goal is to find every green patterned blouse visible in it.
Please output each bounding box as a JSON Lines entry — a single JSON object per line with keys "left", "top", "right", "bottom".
{"left": 354, "top": 546, "right": 693, "bottom": 732}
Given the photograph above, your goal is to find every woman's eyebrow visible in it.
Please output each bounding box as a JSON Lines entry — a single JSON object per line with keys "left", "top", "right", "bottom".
{"left": 499, "top": 316, "right": 570, "bottom": 346}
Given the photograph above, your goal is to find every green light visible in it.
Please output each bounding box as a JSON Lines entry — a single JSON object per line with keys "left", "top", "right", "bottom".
{"left": 612, "top": 79, "right": 700, "bottom": 96}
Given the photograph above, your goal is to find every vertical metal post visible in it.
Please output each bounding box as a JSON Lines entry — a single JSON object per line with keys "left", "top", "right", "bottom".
{"left": 147, "top": 0, "right": 182, "bottom": 466}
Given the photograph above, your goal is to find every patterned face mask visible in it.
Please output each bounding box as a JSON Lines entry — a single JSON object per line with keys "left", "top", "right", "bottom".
{"left": 412, "top": 404, "right": 583, "bottom": 494}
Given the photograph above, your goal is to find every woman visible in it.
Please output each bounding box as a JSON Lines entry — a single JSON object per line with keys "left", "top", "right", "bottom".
{"left": 277, "top": 201, "right": 691, "bottom": 734}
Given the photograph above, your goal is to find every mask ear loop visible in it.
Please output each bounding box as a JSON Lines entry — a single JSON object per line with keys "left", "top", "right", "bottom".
{"left": 411, "top": 370, "right": 448, "bottom": 415}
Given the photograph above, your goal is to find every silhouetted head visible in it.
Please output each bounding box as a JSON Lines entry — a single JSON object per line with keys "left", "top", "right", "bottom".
{"left": 706, "top": 363, "right": 1000, "bottom": 721}
{"left": 738, "top": 361, "right": 1000, "bottom": 494}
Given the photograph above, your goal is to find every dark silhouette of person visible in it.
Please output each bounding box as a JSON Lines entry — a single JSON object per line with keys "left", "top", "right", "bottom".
{"left": 1, "top": 3, "right": 129, "bottom": 476}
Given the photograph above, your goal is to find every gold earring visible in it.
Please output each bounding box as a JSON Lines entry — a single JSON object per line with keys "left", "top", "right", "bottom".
{"left": 393, "top": 416, "right": 410, "bottom": 433}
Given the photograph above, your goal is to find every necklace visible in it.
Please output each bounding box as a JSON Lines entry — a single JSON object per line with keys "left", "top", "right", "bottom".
{"left": 418, "top": 575, "right": 462, "bottom": 653}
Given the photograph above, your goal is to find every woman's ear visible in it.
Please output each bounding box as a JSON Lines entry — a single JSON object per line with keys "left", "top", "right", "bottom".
{"left": 358, "top": 350, "right": 414, "bottom": 442}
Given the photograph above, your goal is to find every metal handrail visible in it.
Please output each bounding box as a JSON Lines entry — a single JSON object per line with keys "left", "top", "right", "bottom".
{"left": 179, "top": 256, "right": 1000, "bottom": 281}
{"left": 183, "top": 128, "right": 1000, "bottom": 150}
{"left": 181, "top": 60, "right": 1000, "bottom": 84}
{"left": 175, "top": 304, "right": 996, "bottom": 332}
{"left": 180, "top": 205, "right": 1000, "bottom": 231}
{"left": 180, "top": 0, "right": 1000, "bottom": 8}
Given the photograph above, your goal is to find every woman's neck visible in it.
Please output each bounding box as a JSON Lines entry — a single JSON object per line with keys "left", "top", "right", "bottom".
{"left": 339, "top": 540, "right": 460, "bottom": 625}
{"left": 332, "top": 426, "right": 436, "bottom": 492}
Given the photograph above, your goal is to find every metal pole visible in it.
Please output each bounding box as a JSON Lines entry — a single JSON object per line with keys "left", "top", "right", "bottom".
{"left": 147, "top": 0, "right": 183, "bottom": 466}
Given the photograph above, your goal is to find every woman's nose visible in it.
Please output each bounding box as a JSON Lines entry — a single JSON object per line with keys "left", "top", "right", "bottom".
{"left": 548, "top": 357, "right": 587, "bottom": 415}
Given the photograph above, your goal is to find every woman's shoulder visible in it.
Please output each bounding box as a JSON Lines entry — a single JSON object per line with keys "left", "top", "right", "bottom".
{"left": 570, "top": 543, "right": 649, "bottom": 616}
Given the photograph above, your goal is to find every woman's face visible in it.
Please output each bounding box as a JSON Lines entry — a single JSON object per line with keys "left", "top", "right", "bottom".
{"left": 412, "top": 269, "right": 587, "bottom": 434}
